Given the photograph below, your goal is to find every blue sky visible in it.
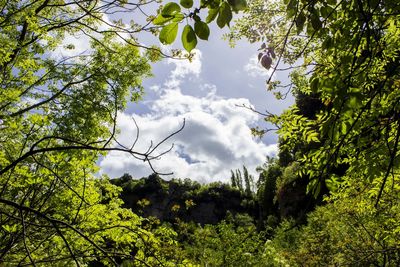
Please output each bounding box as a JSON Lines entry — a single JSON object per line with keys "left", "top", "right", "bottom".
{"left": 97, "top": 24, "right": 293, "bottom": 183}
{"left": 55, "top": 10, "right": 293, "bottom": 183}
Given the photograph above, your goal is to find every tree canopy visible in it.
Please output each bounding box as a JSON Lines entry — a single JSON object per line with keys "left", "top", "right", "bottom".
{"left": 228, "top": 0, "right": 400, "bottom": 264}
{"left": 1, "top": 0, "right": 400, "bottom": 265}
{"left": 0, "top": 0, "right": 184, "bottom": 265}
{"left": 230, "top": 0, "right": 400, "bottom": 199}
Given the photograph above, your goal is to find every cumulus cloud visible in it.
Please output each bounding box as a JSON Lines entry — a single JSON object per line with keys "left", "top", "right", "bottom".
{"left": 167, "top": 51, "right": 202, "bottom": 78}
{"left": 164, "top": 50, "right": 202, "bottom": 89}
{"left": 99, "top": 50, "right": 278, "bottom": 183}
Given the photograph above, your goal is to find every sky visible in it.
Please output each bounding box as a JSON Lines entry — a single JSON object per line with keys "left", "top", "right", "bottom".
{"left": 55, "top": 8, "right": 294, "bottom": 183}
{"left": 98, "top": 25, "right": 294, "bottom": 183}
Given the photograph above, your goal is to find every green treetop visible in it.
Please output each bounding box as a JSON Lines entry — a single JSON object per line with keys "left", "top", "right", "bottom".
{"left": 0, "top": 0, "right": 192, "bottom": 265}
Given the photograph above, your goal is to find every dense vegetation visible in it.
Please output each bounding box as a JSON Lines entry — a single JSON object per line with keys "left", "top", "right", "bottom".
{"left": 110, "top": 173, "right": 258, "bottom": 225}
{"left": 1, "top": 0, "right": 400, "bottom": 265}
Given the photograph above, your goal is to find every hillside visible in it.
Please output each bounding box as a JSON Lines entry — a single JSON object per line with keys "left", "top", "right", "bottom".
{"left": 111, "top": 173, "right": 258, "bottom": 225}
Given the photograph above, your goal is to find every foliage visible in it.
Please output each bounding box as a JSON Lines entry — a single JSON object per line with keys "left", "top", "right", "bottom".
{"left": 228, "top": 0, "right": 400, "bottom": 264}
{"left": 231, "top": 0, "right": 400, "bottom": 199}
{"left": 177, "top": 219, "right": 268, "bottom": 267}
{"left": 230, "top": 165, "right": 255, "bottom": 196}
{"left": 153, "top": 0, "right": 247, "bottom": 52}
{"left": 0, "top": 0, "right": 187, "bottom": 265}
{"left": 4, "top": 0, "right": 400, "bottom": 264}
{"left": 111, "top": 174, "right": 258, "bottom": 225}
{"left": 266, "top": 172, "right": 400, "bottom": 266}
{"left": 255, "top": 157, "right": 281, "bottom": 226}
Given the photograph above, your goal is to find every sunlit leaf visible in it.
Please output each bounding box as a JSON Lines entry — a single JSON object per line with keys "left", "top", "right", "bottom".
{"left": 161, "top": 2, "right": 181, "bottom": 16}
{"left": 217, "top": 3, "right": 232, "bottom": 28}
{"left": 206, "top": 8, "right": 219, "bottom": 23}
{"left": 181, "top": 24, "right": 197, "bottom": 52}
{"left": 180, "top": 0, "right": 193, "bottom": 8}
{"left": 159, "top": 22, "right": 179, "bottom": 44}
{"left": 194, "top": 21, "right": 210, "bottom": 40}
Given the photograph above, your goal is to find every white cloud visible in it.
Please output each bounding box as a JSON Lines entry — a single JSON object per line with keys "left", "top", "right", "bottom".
{"left": 149, "top": 85, "right": 161, "bottom": 92}
{"left": 50, "top": 14, "right": 129, "bottom": 59}
{"left": 99, "top": 90, "right": 277, "bottom": 183}
{"left": 99, "top": 49, "right": 278, "bottom": 183}
{"left": 167, "top": 50, "right": 202, "bottom": 78}
{"left": 164, "top": 50, "right": 202, "bottom": 89}
{"left": 52, "top": 33, "right": 92, "bottom": 59}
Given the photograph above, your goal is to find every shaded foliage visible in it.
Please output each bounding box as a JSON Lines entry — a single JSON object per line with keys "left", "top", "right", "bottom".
{"left": 111, "top": 173, "right": 258, "bottom": 226}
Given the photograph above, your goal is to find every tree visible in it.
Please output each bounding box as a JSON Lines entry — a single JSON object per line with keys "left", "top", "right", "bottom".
{"left": 179, "top": 219, "right": 267, "bottom": 267}
{"left": 0, "top": 0, "right": 192, "bottom": 265}
{"left": 230, "top": 0, "right": 400, "bottom": 200}
{"left": 227, "top": 0, "right": 400, "bottom": 263}
{"left": 230, "top": 166, "right": 255, "bottom": 196}
{"left": 267, "top": 172, "right": 400, "bottom": 266}
{"left": 255, "top": 157, "right": 281, "bottom": 226}
{"left": 0, "top": 0, "right": 252, "bottom": 263}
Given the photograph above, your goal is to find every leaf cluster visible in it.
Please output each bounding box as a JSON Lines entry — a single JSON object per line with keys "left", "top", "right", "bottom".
{"left": 154, "top": 0, "right": 247, "bottom": 51}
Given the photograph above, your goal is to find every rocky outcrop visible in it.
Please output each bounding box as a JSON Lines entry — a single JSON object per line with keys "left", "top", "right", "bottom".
{"left": 111, "top": 174, "right": 258, "bottom": 225}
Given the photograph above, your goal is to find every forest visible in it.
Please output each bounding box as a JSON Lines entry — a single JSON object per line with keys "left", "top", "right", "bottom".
{"left": 1, "top": 0, "right": 400, "bottom": 266}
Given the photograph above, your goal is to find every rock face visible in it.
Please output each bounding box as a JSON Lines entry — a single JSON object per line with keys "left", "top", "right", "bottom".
{"left": 111, "top": 174, "right": 258, "bottom": 225}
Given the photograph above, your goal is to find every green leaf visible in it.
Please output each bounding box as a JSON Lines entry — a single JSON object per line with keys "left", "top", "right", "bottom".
{"left": 306, "top": 132, "right": 319, "bottom": 143}
{"left": 340, "top": 121, "right": 350, "bottom": 135}
{"left": 206, "top": 8, "right": 219, "bottom": 23}
{"left": 209, "top": 0, "right": 221, "bottom": 9}
{"left": 193, "top": 14, "right": 201, "bottom": 21}
{"left": 194, "top": 21, "right": 210, "bottom": 40}
{"left": 172, "top": 13, "right": 185, "bottom": 22}
{"left": 348, "top": 94, "right": 363, "bottom": 109}
{"left": 322, "top": 36, "right": 333, "bottom": 49}
{"left": 180, "top": 0, "right": 193, "bottom": 8}
{"left": 181, "top": 24, "right": 197, "bottom": 52}
{"left": 161, "top": 2, "right": 181, "bottom": 16}
{"left": 153, "top": 14, "right": 173, "bottom": 25}
{"left": 228, "top": 0, "right": 247, "bottom": 12}
{"left": 320, "top": 5, "right": 334, "bottom": 18}
{"left": 310, "top": 77, "right": 319, "bottom": 92}
{"left": 159, "top": 22, "right": 179, "bottom": 45}
{"left": 2, "top": 224, "right": 17, "bottom": 233}
{"left": 217, "top": 3, "right": 232, "bottom": 28}
{"left": 295, "top": 11, "right": 306, "bottom": 34}
{"left": 286, "top": 0, "right": 297, "bottom": 18}
{"left": 310, "top": 15, "right": 322, "bottom": 30}
{"left": 325, "top": 176, "right": 340, "bottom": 191}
